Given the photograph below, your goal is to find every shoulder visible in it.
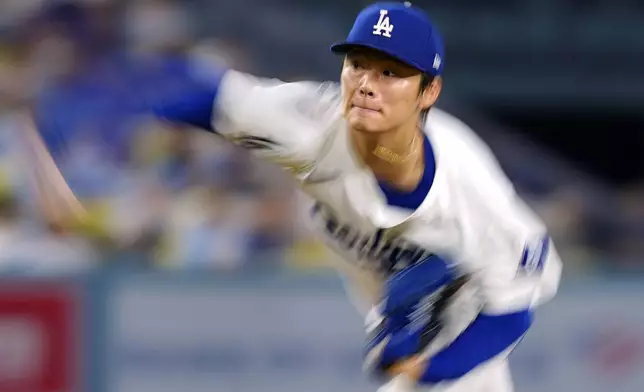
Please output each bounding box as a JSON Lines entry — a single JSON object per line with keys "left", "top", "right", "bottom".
{"left": 426, "top": 108, "right": 515, "bottom": 200}
{"left": 426, "top": 110, "right": 545, "bottom": 235}
{"left": 425, "top": 108, "right": 501, "bottom": 171}
{"left": 419, "top": 109, "right": 539, "bottom": 235}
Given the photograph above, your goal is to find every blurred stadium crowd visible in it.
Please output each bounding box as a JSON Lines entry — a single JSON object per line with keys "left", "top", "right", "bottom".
{"left": 0, "top": 0, "right": 641, "bottom": 275}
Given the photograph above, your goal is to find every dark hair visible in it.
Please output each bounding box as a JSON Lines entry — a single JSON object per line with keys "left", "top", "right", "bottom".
{"left": 418, "top": 73, "right": 434, "bottom": 127}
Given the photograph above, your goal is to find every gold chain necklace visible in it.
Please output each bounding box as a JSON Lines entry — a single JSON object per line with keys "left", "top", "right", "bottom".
{"left": 372, "top": 132, "right": 420, "bottom": 165}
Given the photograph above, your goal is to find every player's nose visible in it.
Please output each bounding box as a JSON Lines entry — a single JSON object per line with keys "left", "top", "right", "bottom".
{"left": 358, "top": 72, "right": 377, "bottom": 98}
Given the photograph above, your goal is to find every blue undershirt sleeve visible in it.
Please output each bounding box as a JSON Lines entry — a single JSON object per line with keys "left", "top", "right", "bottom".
{"left": 420, "top": 309, "right": 533, "bottom": 383}
{"left": 151, "top": 69, "right": 228, "bottom": 133}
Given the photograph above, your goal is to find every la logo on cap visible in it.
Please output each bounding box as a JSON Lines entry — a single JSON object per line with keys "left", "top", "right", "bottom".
{"left": 373, "top": 10, "right": 394, "bottom": 38}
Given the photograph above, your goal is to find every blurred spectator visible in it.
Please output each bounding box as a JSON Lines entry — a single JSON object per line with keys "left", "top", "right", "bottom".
{"left": 124, "top": 0, "right": 193, "bottom": 56}
{"left": 248, "top": 186, "right": 296, "bottom": 260}
{"left": 0, "top": 172, "right": 97, "bottom": 274}
{"left": 159, "top": 186, "right": 256, "bottom": 270}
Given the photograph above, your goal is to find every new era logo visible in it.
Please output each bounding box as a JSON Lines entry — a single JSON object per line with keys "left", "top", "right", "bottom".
{"left": 373, "top": 10, "right": 394, "bottom": 38}
{"left": 433, "top": 54, "right": 441, "bottom": 70}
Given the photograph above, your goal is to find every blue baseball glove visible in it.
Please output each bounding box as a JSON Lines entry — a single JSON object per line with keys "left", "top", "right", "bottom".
{"left": 363, "top": 254, "right": 466, "bottom": 378}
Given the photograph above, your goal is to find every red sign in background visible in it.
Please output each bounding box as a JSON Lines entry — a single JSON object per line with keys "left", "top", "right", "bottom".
{"left": 0, "top": 283, "right": 81, "bottom": 392}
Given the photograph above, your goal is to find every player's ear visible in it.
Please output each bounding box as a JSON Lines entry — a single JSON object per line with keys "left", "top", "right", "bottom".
{"left": 419, "top": 76, "right": 442, "bottom": 110}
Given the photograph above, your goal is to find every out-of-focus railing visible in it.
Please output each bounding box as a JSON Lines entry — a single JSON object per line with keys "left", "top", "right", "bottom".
{"left": 0, "top": 266, "right": 643, "bottom": 392}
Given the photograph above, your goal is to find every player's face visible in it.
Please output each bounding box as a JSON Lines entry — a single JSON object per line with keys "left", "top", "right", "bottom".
{"left": 340, "top": 49, "right": 440, "bottom": 134}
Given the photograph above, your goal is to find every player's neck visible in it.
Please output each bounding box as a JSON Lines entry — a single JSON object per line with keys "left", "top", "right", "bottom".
{"left": 351, "top": 122, "right": 425, "bottom": 192}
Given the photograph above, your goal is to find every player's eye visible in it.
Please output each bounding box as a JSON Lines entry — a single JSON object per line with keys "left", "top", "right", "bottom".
{"left": 383, "top": 69, "right": 397, "bottom": 77}
{"left": 351, "top": 60, "right": 363, "bottom": 70}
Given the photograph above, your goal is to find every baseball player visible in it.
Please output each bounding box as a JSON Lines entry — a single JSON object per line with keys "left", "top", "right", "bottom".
{"left": 24, "top": 2, "right": 562, "bottom": 391}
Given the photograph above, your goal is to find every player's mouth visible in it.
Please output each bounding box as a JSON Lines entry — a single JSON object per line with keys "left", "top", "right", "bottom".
{"left": 350, "top": 103, "right": 381, "bottom": 115}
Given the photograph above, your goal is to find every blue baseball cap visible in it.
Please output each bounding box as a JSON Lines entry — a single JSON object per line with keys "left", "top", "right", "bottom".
{"left": 331, "top": 2, "right": 444, "bottom": 76}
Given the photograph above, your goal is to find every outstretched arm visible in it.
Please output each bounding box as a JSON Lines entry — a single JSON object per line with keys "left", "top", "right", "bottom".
{"left": 19, "top": 66, "right": 226, "bottom": 229}
{"left": 19, "top": 111, "right": 88, "bottom": 231}
{"left": 24, "top": 62, "right": 337, "bottom": 229}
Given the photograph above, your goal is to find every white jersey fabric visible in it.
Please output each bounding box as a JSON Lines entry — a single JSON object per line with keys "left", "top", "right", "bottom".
{"left": 210, "top": 70, "right": 563, "bottom": 390}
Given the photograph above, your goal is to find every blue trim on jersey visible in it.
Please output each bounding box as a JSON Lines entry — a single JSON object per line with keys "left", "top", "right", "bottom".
{"left": 377, "top": 134, "right": 436, "bottom": 210}
{"left": 519, "top": 234, "right": 550, "bottom": 274}
{"left": 151, "top": 69, "right": 227, "bottom": 132}
{"left": 420, "top": 309, "right": 533, "bottom": 383}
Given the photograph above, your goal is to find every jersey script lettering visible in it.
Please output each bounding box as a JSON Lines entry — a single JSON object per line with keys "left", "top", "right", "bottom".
{"left": 311, "top": 202, "right": 435, "bottom": 275}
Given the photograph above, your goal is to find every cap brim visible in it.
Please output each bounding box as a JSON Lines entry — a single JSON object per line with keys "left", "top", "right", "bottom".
{"left": 330, "top": 41, "right": 425, "bottom": 74}
{"left": 330, "top": 42, "right": 361, "bottom": 54}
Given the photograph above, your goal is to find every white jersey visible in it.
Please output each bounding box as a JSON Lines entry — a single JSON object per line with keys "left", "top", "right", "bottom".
{"left": 211, "top": 70, "right": 562, "bottom": 352}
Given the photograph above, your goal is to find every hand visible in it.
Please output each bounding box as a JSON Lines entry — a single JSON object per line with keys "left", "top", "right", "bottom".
{"left": 386, "top": 355, "right": 428, "bottom": 383}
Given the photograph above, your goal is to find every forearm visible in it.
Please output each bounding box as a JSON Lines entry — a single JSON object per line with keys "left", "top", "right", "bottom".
{"left": 19, "top": 112, "right": 86, "bottom": 227}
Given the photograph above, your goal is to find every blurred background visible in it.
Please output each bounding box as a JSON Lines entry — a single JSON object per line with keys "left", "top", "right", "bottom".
{"left": 0, "top": 0, "right": 642, "bottom": 391}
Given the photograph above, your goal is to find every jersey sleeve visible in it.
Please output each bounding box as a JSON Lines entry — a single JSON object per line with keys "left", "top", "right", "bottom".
{"left": 210, "top": 71, "right": 341, "bottom": 180}
{"left": 151, "top": 66, "right": 341, "bottom": 181}
{"left": 451, "top": 149, "right": 562, "bottom": 315}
